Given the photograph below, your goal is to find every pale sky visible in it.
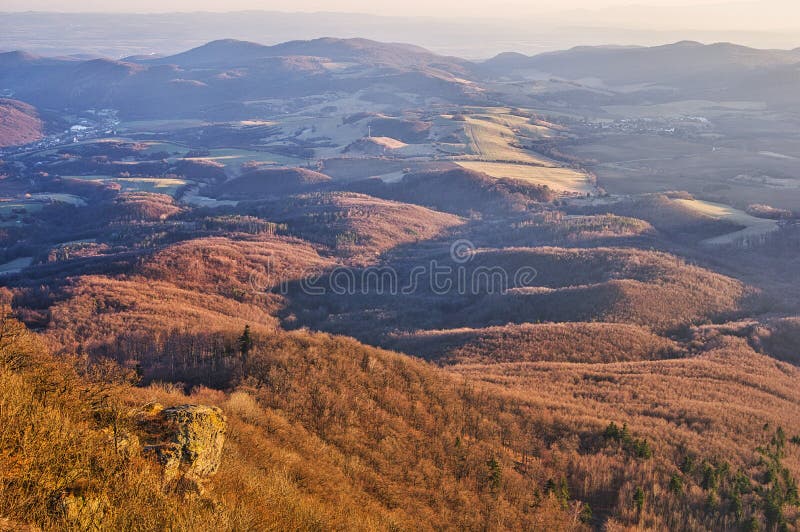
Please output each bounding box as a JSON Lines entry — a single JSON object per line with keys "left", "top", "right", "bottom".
{"left": 8, "top": 0, "right": 618, "bottom": 13}
{"left": 0, "top": 0, "right": 778, "bottom": 17}
{"left": 3, "top": 1, "right": 800, "bottom": 31}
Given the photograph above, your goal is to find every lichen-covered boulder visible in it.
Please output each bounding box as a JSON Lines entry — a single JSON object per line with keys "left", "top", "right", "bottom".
{"left": 142, "top": 404, "right": 226, "bottom": 492}
{"left": 161, "top": 404, "right": 227, "bottom": 479}
{"left": 60, "top": 493, "right": 108, "bottom": 530}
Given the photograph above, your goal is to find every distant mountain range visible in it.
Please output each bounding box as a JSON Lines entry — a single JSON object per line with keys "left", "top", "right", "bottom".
{"left": 0, "top": 38, "right": 480, "bottom": 119}
{"left": 145, "top": 38, "right": 471, "bottom": 73}
{"left": 482, "top": 40, "right": 800, "bottom": 108}
{"left": 483, "top": 40, "right": 800, "bottom": 84}
{"left": 2, "top": 10, "right": 800, "bottom": 59}
{"left": 1, "top": 38, "right": 799, "bottom": 120}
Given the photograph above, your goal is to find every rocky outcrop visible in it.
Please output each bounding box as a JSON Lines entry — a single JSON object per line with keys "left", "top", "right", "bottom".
{"left": 141, "top": 404, "right": 226, "bottom": 492}
{"left": 59, "top": 494, "right": 107, "bottom": 531}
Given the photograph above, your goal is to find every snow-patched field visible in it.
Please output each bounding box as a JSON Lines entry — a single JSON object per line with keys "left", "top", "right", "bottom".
{"left": 0, "top": 256, "right": 33, "bottom": 275}
{"left": 674, "top": 198, "right": 780, "bottom": 246}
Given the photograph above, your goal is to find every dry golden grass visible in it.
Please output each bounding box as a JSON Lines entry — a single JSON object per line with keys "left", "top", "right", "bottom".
{"left": 3, "top": 313, "right": 586, "bottom": 531}
{"left": 5, "top": 289, "right": 800, "bottom": 531}
{"left": 0, "top": 315, "right": 232, "bottom": 531}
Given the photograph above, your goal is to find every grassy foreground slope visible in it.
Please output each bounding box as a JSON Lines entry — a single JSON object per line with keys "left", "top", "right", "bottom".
{"left": 1, "top": 312, "right": 581, "bottom": 530}
{"left": 4, "top": 308, "right": 799, "bottom": 531}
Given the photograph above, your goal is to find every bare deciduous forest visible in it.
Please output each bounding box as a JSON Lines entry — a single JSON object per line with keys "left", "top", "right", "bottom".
{"left": 1, "top": 21, "right": 800, "bottom": 531}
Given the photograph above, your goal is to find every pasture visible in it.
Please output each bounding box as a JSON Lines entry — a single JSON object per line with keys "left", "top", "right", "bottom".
{"left": 0, "top": 201, "right": 45, "bottom": 215}
{"left": 26, "top": 193, "right": 87, "bottom": 206}
{"left": 74, "top": 176, "right": 191, "bottom": 196}
{"left": 456, "top": 161, "right": 595, "bottom": 195}
{"left": 461, "top": 111, "right": 555, "bottom": 165}
{"left": 183, "top": 148, "right": 304, "bottom": 170}
{"left": 117, "top": 119, "right": 209, "bottom": 133}
{"left": 0, "top": 200, "right": 47, "bottom": 226}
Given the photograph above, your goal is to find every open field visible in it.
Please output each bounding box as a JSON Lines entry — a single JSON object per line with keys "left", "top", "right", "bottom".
{"left": 0, "top": 200, "right": 47, "bottom": 226}
{"left": 184, "top": 148, "right": 305, "bottom": 170}
{"left": 140, "top": 141, "right": 191, "bottom": 156}
{"left": 321, "top": 158, "right": 453, "bottom": 182}
{"left": 472, "top": 110, "right": 557, "bottom": 139}
{"left": 462, "top": 111, "right": 555, "bottom": 164}
{"left": 275, "top": 106, "right": 377, "bottom": 158}
{"left": 0, "top": 200, "right": 45, "bottom": 215}
{"left": 117, "top": 119, "right": 210, "bottom": 133}
{"left": 26, "top": 193, "right": 87, "bottom": 206}
{"left": 0, "top": 256, "right": 33, "bottom": 274}
{"left": 73, "top": 176, "right": 191, "bottom": 196}
{"left": 674, "top": 198, "right": 780, "bottom": 245}
{"left": 374, "top": 170, "right": 407, "bottom": 183}
{"left": 563, "top": 130, "right": 800, "bottom": 209}
{"left": 456, "top": 161, "right": 595, "bottom": 195}
{"left": 180, "top": 187, "right": 239, "bottom": 207}
{"left": 430, "top": 114, "right": 468, "bottom": 151}
{"left": 601, "top": 99, "right": 767, "bottom": 119}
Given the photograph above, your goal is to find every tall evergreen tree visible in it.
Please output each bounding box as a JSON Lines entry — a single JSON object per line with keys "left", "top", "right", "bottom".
{"left": 238, "top": 325, "right": 253, "bottom": 358}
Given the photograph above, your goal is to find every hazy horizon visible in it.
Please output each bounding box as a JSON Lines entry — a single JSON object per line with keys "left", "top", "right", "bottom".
{"left": 3, "top": 1, "right": 800, "bottom": 31}
{"left": 2, "top": 3, "right": 800, "bottom": 59}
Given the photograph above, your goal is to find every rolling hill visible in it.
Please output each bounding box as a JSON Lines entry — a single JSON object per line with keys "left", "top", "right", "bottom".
{"left": 213, "top": 167, "right": 332, "bottom": 199}
{"left": 148, "top": 37, "right": 472, "bottom": 74}
{"left": 0, "top": 98, "right": 43, "bottom": 147}
{"left": 239, "top": 192, "right": 465, "bottom": 260}
{"left": 350, "top": 167, "right": 556, "bottom": 216}
{"left": 455, "top": 247, "right": 747, "bottom": 331}
{"left": 0, "top": 39, "right": 478, "bottom": 118}
{"left": 389, "top": 322, "right": 680, "bottom": 364}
